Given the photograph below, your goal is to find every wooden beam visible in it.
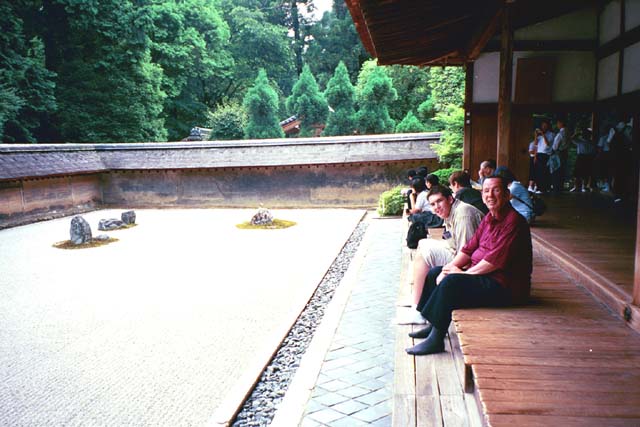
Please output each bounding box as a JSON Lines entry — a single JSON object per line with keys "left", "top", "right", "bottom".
{"left": 484, "top": 39, "right": 597, "bottom": 52}
{"left": 496, "top": 2, "right": 513, "bottom": 168}
{"left": 464, "top": 5, "right": 502, "bottom": 60}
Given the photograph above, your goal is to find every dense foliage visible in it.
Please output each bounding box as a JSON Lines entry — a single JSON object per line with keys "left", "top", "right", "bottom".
{"left": 1, "top": 1, "right": 465, "bottom": 148}
{"left": 286, "top": 65, "right": 328, "bottom": 136}
{"left": 243, "top": 69, "right": 284, "bottom": 139}
{"left": 323, "top": 61, "right": 356, "bottom": 136}
{"left": 377, "top": 185, "right": 405, "bottom": 217}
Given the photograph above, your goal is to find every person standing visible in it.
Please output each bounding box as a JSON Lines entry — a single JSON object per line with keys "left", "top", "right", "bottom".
{"left": 534, "top": 119, "right": 554, "bottom": 193}
{"left": 552, "top": 118, "right": 570, "bottom": 192}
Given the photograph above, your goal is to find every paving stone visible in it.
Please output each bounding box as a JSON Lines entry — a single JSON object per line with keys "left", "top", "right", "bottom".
{"left": 351, "top": 401, "right": 392, "bottom": 423}
{"left": 331, "top": 399, "right": 369, "bottom": 416}
{"left": 307, "top": 407, "right": 345, "bottom": 424}
{"left": 313, "top": 393, "right": 349, "bottom": 407}
{"left": 320, "top": 379, "right": 352, "bottom": 392}
{"left": 354, "top": 389, "right": 391, "bottom": 406}
{"left": 304, "top": 399, "right": 327, "bottom": 415}
{"left": 370, "top": 414, "right": 392, "bottom": 426}
{"left": 327, "top": 415, "right": 370, "bottom": 427}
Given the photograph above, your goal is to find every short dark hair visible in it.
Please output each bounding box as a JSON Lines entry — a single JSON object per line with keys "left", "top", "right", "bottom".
{"left": 411, "top": 177, "right": 427, "bottom": 193}
{"left": 425, "top": 173, "right": 439, "bottom": 187}
{"left": 416, "top": 166, "right": 429, "bottom": 177}
{"left": 481, "top": 159, "right": 496, "bottom": 170}
{"left": 407, "top": 168, "right": 417, "bottom": 179}
{"left": 484, "top": 174, "right": 509, "bottom": 192}
{"left": 494, "top": 166, "right": 516, "bottom": 184}
{"left": 426, "top": 185, "right": 453, "bottom": 200}
{"left": 449, "top": 170, "right": 471, "bottom": 187}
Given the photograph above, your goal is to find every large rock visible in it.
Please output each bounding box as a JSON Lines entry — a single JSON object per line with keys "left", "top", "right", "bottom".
{"left": 70, "top": 216, "right": 92, "bottom": 244}
{"left": 98, "top": 218, "right": 125, "bottom": 231}
{"left": 121, "top": 210, "right": 136, "bottom": 225}
{"left": 250, "top": 208, "right": 274, "bottom": 226}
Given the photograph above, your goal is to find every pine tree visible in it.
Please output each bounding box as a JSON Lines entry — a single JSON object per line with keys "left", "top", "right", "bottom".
{"left": 395, "top": 111, "right": 426, "bottom": 133}
{"left": 356, "top": 66, "right": 397, "bottom": 134}
{"left": 323, "top": 61, "right": 356, "bottom": 136}
{"left": 243, "top": 69, "right": 284, "bottom": 139}
{"left": 286, "top": 64, "right": 328, "bottom": 137}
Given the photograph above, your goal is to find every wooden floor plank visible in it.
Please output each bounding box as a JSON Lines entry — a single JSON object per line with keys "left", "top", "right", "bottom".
{"left": 392, "top": 394, "right": 416, "bottom": 427}
{"left": 415, "top": 396, "right": 442, "bottom": 427}
{"left": 478, "top": 389, "right": 640, "bottom": 405}
{"left": 484, "top": 401, "right": 640, "bottom": 417}
{"left": 440, "top": 395, "right": 469, "bottom": 427}
{"left": 488, "top": 414, "right": 640, "bottom": 427}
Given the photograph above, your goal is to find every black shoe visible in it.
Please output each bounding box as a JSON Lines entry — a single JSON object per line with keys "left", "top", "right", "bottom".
{"left": 408, "top": 324, "right": 432, "bottom": 339}
{"left": 405, "top": 338, "right": 445, "bottom": 355}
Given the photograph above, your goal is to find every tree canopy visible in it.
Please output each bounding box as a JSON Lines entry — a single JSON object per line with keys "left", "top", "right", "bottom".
{"left": 1, "top": 0, "right": 465, "bottom": 149}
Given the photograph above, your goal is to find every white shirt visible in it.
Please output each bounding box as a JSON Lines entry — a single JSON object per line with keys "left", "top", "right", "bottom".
{"left": 552, "top": 127, "right": 569, "bottom": 152}
{"left": 536, "top": 131, "right": 555, "bottom": 154}
{"left": 415, "top": 191, "right": 432, "bottom": 212}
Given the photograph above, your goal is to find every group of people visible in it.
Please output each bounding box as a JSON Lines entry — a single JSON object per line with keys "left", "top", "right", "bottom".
{"left": 527, "top": 117, "right": 634, "bottom": 203}
{"left": 399, "top": 165, "right": 533, "bottom": 356}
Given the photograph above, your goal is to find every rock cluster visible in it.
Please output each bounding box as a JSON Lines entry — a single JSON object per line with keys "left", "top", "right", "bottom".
{"left": 232, "top": 222, "right": 368, "bottom": 427}
{"left": 69, "top": 216, "right": 92, "bottom": 244}
{"left": 98, "top": 210, "right": 136, "bottom": 231}
{"left": 250, "top": 208, "right": 274, "bottom": 226}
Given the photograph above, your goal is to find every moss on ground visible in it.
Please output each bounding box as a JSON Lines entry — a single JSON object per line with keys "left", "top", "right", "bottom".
{"left": 53, "top": 237, "right": 119, "bottom": 249}
{"left": 236, "top": 219, "right": 297, "bottom": 230}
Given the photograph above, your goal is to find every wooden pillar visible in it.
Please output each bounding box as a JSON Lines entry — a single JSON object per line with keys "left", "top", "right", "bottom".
{"left": 633, "top": 112, "right": 640, "bottom": 307}
{"left": 496, "top": 3, "right": 513, "bottom": 168}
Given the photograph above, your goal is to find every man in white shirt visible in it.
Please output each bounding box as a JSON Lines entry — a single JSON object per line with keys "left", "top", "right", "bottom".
{"left": 551, "top": 118, "right": 570, "bottom": 192}
{"left": 534, "top": 119, "right": 554, "bottom": 193}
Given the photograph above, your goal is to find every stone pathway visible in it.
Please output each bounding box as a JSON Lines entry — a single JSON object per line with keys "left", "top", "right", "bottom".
{"left": 299, "top": 218, "right": 402, "bottom": 427}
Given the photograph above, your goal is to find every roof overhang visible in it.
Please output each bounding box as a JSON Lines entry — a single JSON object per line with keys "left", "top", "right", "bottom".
{"left": 345, "top": 0, "right": 599, "bottom": 66}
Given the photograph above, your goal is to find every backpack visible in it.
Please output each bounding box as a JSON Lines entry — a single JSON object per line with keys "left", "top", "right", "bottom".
{"left": 406, "top": 221, "right": 427, "bottom": 249}
{"left": 529, "top": 192, "right": 546, "bottom": 217}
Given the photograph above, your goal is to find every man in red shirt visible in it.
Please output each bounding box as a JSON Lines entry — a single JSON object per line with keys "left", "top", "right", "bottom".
{"left": 406, "top": 175, "right": 532, "bottom": 355}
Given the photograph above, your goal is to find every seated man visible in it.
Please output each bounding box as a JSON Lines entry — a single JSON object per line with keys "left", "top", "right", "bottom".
{"left": 398, "top": 185, "right": 484, "bottom": 324}
{"left": 448, "top": 170, "right": 488, "bottom": 214}
{"left": 476, "top": 159, "right": 496, "bottom": 187}
{"left": 406, "top": 175, "right": 532, "bottom": 355}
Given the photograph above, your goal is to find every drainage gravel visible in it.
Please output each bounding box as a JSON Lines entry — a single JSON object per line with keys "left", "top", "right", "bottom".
{"left": 231, "top": 221, "right": 369, "bottom": 427}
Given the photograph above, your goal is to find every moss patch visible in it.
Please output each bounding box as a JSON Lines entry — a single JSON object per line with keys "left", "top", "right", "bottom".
{"left": 236, "top": 219, "right": 297, "bottom": 230}
{"left": 53, "top": 237, "right": 119, "bottom": 249}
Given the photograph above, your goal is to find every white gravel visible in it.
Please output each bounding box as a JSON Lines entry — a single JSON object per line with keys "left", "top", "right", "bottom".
{"left": 0, "top": 208, "right": 364, "bottom": 427}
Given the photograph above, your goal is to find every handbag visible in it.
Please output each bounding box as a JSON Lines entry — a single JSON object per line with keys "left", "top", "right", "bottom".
{"left": 512, "top": 193, "right": 546, "bottom": 217}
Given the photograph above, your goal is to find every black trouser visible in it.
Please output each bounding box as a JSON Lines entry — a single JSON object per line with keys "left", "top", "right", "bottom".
{"left": 417, "top": 266, "right": 510, "bottom": 330}
{"left": 535, "top": 153, "right": 550, "bottom": 191}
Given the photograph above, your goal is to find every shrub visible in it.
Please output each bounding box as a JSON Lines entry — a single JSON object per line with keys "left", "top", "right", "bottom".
{"left": 208, "top": 103, "right": 246, "bottom": 140}
{"left": 431, "top": 167, "right": 458, "bottom": 185}
{"left": 377, "top": 185, "right": 405, "bottom": 216}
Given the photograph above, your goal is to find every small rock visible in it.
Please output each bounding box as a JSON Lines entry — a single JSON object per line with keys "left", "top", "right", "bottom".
{"left": 98, "top": 218, "right": 125, "bottom": 231}
{"left": 250, "top": 208, "right": 274, "bottom": 226}
{"left": 70, "top": 216, "right": 92, "bottom": 245}
{"left": 94, "top": 234, "right": 110, "bottom": 241}
{"left": 121, "top": 210, "right": 136, "bottom": 225}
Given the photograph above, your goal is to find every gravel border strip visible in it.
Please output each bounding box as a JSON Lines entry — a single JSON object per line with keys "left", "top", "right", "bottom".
{"left": 231, "top": 220, "right": 369, "bottom": 427}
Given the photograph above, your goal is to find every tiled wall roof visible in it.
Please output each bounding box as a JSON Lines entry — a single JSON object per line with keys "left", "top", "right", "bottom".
{"left": 0, "top": 133, "right": 440, "bottom": 181}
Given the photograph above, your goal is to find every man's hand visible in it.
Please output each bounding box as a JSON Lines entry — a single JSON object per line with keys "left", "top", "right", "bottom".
{"left": 436, "top": 264, "right": 465, "bottom": 284}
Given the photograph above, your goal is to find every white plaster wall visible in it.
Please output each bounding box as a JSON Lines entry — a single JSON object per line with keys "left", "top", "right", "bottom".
{"left": 515, "top": 8, "right": 597, "bottom": 41}
{"left": 597, "top": 53, "right": 620, "bottom": 99}
{"left": 472, "top": 52, "right": 499, "bottom": 103}
{"left": 472, "top": 51, "right": 596, "bottom": 103}
{"left": 626, "top": 0, "right": 640, "bottom": 31}
{"left": 622, "top": 41, "right": 640, "bottom": 93}
{"left": 600, "top": 1, "right": 621, "bottom": 45}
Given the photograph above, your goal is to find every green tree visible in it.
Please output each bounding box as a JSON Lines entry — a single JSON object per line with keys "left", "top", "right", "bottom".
{"left": 323, "top": 61, "right": 356, "bottom": 136}
{"left": 395, "top": 111, "right": 426, "bottom": 133}
{"left": 218, "top": 3, "right": 295, "bottom": 98}
{"left": 305, "top": 1, "right": 370, "bottom": 88}
{"left": 0, "top": 1, "right": 56, "bottom": 142}
{"left": 243, "top": 69, "right": 284, "bottom": 139}
{"left": 147, "top": 0, "right": 232, "bottom": 141}
{"left": 417, "top": 96, "right": 438, "bottom": 130}
{"left": 356, "top": 65, "right": 397, "bottom": 134}
{"left": 386, "top": 65, "right": 431, "bottom": 122}
{"left": 43, "top": 0, "right": 167, "bottom": 142}
{"left": 429, "top": 67, "right": 465, "bottom": 111}
{"left": 208, "top": 103, "right": 247, "bottom": 140}
{"left": 431, "top": 105, "right": 464, "bottom": 167}
{"left": 286, "top": 64, "right": 328, "bottom": 136}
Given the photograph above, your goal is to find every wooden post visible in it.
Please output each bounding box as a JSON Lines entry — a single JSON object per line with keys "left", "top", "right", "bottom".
{"left": 633, "top": 113, "right": 640, "bottom": 307}
{"left": 496, "top": 3, "right": 513, "bottom": 168}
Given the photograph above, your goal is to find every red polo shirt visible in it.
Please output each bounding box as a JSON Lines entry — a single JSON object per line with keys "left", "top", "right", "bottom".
{"left": 460, "top": 205, "right": 533, "bottom": 303}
